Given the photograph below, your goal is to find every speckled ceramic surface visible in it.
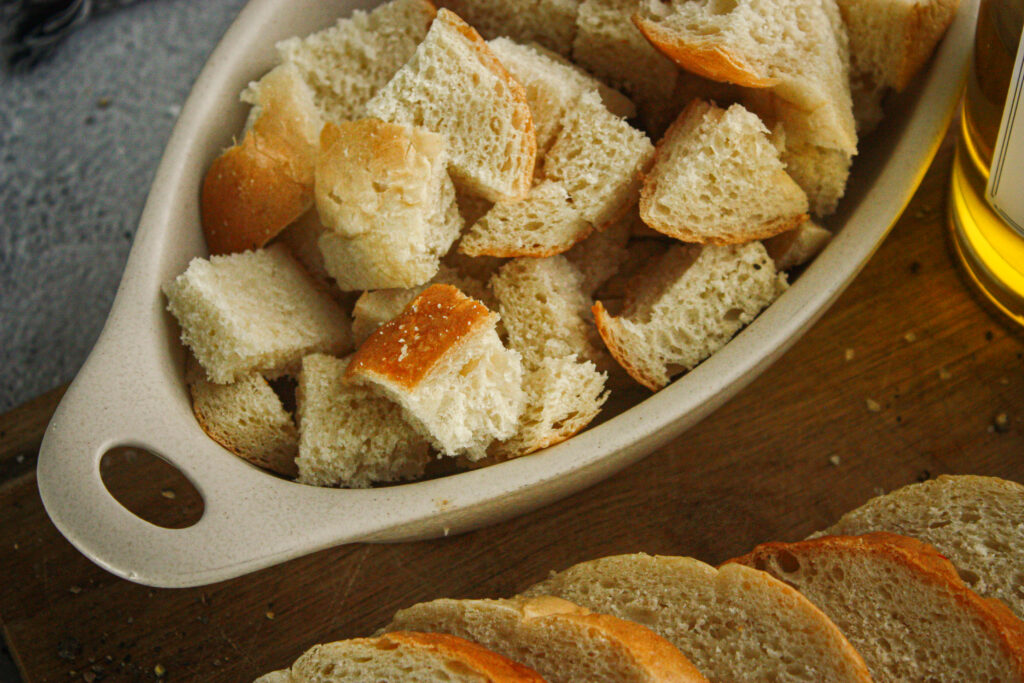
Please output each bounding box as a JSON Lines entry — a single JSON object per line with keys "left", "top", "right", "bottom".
{"left": 36, "top": 0, "right": 977, "bottom": 588}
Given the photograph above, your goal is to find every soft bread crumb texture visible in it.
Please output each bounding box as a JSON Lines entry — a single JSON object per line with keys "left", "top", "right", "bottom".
{"left": 522, "top": 553, "right": 872, "bottom": 682}
{"left": 764, "top": 220, "right": 832, "bottom": 270}
{"left": 164, "top": 245, "right": 352, "bottom": 384}
{"left": 436, "top": 0, "right": 582, "bottom": 57}
{"left": 295, "top": 354, "right": 429, "bottom": 488}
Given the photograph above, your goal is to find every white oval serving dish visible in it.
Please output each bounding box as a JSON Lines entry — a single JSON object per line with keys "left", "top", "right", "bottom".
{"left": 36, "top": 0, "right": 977, "bottom": 588}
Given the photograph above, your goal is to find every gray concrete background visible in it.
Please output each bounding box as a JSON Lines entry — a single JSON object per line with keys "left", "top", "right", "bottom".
{"left": 0, "top": 0, "right": 248, "bottom": 413}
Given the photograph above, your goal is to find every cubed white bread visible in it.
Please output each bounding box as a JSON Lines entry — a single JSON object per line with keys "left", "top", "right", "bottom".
{"left": 164, "top": 245, "right": 353, "bottom": 384}
{"left": 594, "top": 242, "right": 787, "bottom": 390}
{"left": 488, "top": 355, "right": 608, "bottom": 460}
{"left": 489, "top": 37, "right": 635, "bottom": 155}
{"left": 275, "top": 0, "right": 436, "bottom": 122}
{"left": 257, "top": 631, "right": 545, "bottom": 683}
{"left": 351, "top": 265, "right": 494, "bottom": 346}
{"left": 459, "top": 180, "right": 592, "bottom": 258}
{"left": 186, "top": 357, "right": 298, "bottom": 477}
{"left": 564, "top": 209, "right": 632, "bottom": 296}
{"left": 593, "top": 238, "right": 671, "bottom": 303}
{"left": 764, "top": 220, "right": 832, "bottom": 270}
{"left": 386, "top": 596, "right": 708, "bottom": 683}
{"left": 295, "top": 354, "right": 429, "bottom": 488}
{"left": 347, "top": 285, "right": 525, "bottom": 460}
{"left": 731, "top": 533, "right": 1024, "bottom": 682}
{"left": 522, "top": 554, "right": 873, "bottom": 682}
{"left": 436, "top": 0, "right": 581, "bottom": 57}
{"left": 201, "top": 63, "right": 321, "bottom": 255}
{"left": 640, "top": 100, "right": 809, "bottom": 244}
{"left": 572, "top": 0, "right": 684, "bottom": 133}
{"left": 543, "top": 90, "right": 654, "bottom": 228}
{"left": 274, "top": 210, "right": 332, "bottom": 286}
{"left": 812, "top": 475, "right": 1024, "bottom": 620}
{"left": 443, "top": 249, "right": 507, "bottom": 285}
{"left": 365, "top": 9, "right": 536, "bottom": 202}
{"left": 634, "top": 0, "right": 857, "bottom": 156}
{"left": 314, "top": 119, "right": 462, "bottom": 291}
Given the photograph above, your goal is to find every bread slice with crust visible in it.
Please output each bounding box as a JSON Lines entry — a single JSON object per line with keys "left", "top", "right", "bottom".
{"left": 295, "top": 354, "right": 429, "bottom": 488}
{"left": 275, "top": 0, "right": 437, "bottom": 122}
{"left": 346, "top": 284, "right": 524, "bottom": 460}
{"left": 730, "top": 533, "right": 1024, "bottom": 682}
{"left": 365, "top": 9, "right": 536, "bottom": 202}
{"left": 386, "top": 596, "right": 708, "bottom": 683}
{"left": 201, "top": 63, "right": 321, "bottom": 255}
{"left": 436, "top": 0, "right": 582, "bottom": 57}
{"left": 256, "top": 631, "right": 545, "bottom": 683}
{"left": 594, "top": 242, "right": 787, "bottom": 390}
{"left": 314, "top": 119, "right": 462, "bottom": 291}
{"left": 812, "top": 475, "right": 1024, "bottom": 620}
{"left": 765, "top": 221, "right": 832, "bottom": 270}
{"left": 164, "top": 245, "right": 352, "bottom": 384}
{"left": 639, "top": 100, "right": 808, "bottom": 244}
{"left": 521, "top": 553, "right": 872, "bottom": 682}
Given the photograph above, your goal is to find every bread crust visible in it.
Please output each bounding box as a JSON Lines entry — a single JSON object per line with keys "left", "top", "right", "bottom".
{"left": 384, "top": 631, "right": 546, "bottom": 681}
{"left": 460, "top": 226, "right": 594, "bottom": 259}
{"left": 632, "top": 14, "right": 777, "bottom": 88}
{"left": 892, "top": 0, "right": 959, "bottom": 91}
{"left": 347, "top": 284, "right": 496, "bottom": 390}
{"left": 592, "top": 300, "right": 662, "bottom": 391}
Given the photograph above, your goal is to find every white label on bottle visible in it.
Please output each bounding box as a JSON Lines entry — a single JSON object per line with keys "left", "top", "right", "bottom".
{"left": 987, "top": 29, "right": 1024, "bottom": 236}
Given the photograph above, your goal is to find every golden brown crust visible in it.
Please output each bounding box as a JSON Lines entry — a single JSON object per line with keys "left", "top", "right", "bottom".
{"left": 633, "top": 15, "right": 777, "bottom": 89}
{"left": 384, "top": 632, "right": 546, "bottom": 682}
{"left": 729, "top": 533, "right": 1024, "bottom": 675}
{"left": 347, "top": 284, "right": 495, "bottom": 390}
{"left": 460, "top": 226, "right": 595, "bottom": 259}
{"left": 893, "top": 0, "right": 960, "bottom": 91}
{"left": 592, "top": 301, "right": 662, "bottom": 391}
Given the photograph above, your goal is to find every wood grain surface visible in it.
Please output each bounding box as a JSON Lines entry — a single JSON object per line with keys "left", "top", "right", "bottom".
{"left": 1, "top": 133, "right": 1023, "bottom": 682}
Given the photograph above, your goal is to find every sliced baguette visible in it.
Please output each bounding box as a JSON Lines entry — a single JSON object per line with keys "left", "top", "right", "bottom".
{"left": 812, "top": 475, "right": 1024, "bottom": 620}
{"left": 594, "top": 242, "right": 787, "bottom": 390}
{"left": 764, "top": 220, "right": 832, "bottom": 270}
{"left": 730, "top": 533, "right": 1024, "bottom": 681}
{"left": 522, "top": 553, "right": 872, "bottom": 682}
{"left": 639, "top": 100, "right": 808, "bottom": 244}
{"left": 346, "top": 284, "right": 524, "bottom": 460}
{"left": 365, "top": 9, "right": 536, "bottom": 202}
{"left": 295, "top": 354, "right": 429, "bottom": 488}
{"left": 257, "top": 631, "right": 545, "bottom": 682}
{"left": 436, "top": 0, "right": 582, "bottom": 57}
{"left": 386, "top": 596, "right": 708, "bottom": 683}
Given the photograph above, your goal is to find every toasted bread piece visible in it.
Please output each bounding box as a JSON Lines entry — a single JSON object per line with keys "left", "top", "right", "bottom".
{"left": 257, "top": 631, "right": 545, "bottom": 682}
{"left": 544, "top": 90, "right": 654, "bottom": 229}
{"left": 764, "top": 221, "right": 832, "bottom": 270}
{"left": 731, "top": 533, "right": 1024, "bottom": 681}
{"left": 459, "top": 180, "right": 593, "bottom": 258}
{"left": 347, "top": 285, "right": 524, "bottom": 459}
{"left": 295, "top": 354, "right": 429, "bottom": 488}
{"left": 366, "top": 9, "right": 536, "bottom": 202}
{"left": 594, "top": 242, "right": 787, "bottom": 390}
{"left": 186, "top": 357, "right": 297, "bottom": 477}
{"left": 164, "top": 245, "right": 352, "bottom": 384}
{"left": 314, "top": 119, "right": 462, "bottom": 290}
{"left": 640, "top": 100, "right": 808, "bottom": 244}
{"left": 387, "top": 596, "right": 708, "bottom": 683}
{"left": 634, "top": 0, "right": 857, "bottom": 156}
{"left": 276, "top": 0, "right": 436, "bottom": 122}
{"left": 436, "top": 0, "right": 581, "bottom": 57}
{"left": 522, "top": 553, "right": 872, "bottom": 682}
{"left": 812, "top": 475, "right": 1024, "bottom": 620}
{"left": 201, "top": 64, "right": 321, "bottom": 255}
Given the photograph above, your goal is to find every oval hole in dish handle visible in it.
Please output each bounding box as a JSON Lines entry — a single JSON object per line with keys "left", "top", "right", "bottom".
{"left": 35, "top": 333, "right": 389, "bottom": 588}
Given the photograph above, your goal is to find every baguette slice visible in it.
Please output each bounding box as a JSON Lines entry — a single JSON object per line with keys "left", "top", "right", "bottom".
{"left": 275, "top": 0, "right": 436, "bottom": 122}
{"left": 365, "top": 9, "right": 536, "bottom": 202}
{"left": 764, "top": 221, "right": 832, "bottom": 270}
{"left": 314, "top": 119, "right": 462, "bottom": 290}
{"left": 812, "top": 475, "right": 1024, "bottom": 620}
{"left": 256, "top": 631, "right": 545, "bottom": 683}
{"left": 201, "top": 64, "right": 321, "bottom": 255}
{"left": 186, "top": 357, "right": 298, "bottom": 477}
{"left": 436, "top": 0, "right": 582, "bottom": 57}
{"left": 387, "top": 596, "right": 708, "bottom": 683}
{"left": 522, "top": 553, "right": 872, "bottom": 682}
{"left": 730, "top": 533, "right": 1024, "bottom": 682}
{"left": 295, "top": 354, "right": 429, "bottom": 488}
{"left": 347, "top": 284, "right": 525, "bottom": 460}
{"left": 164, "top": 245, "right": 352, "bottom": 384}
{"left": 639, "top": 100, "right": 808, "bottom": 244}
{"left": 594, "top": 242, "right": 787, "bottom": 390}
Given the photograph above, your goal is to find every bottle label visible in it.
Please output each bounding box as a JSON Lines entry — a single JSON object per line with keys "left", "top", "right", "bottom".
{"left": 987, "top": 29, "right": 1024, "bottom": 236}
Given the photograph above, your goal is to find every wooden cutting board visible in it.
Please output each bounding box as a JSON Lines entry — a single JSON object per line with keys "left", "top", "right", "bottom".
{"left": 1, "top": 133, "right": 1023, "bottom": 683}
